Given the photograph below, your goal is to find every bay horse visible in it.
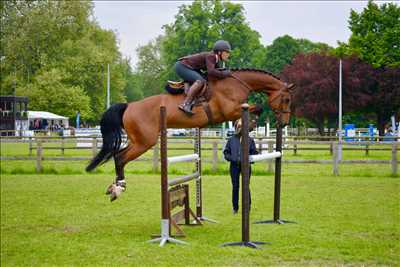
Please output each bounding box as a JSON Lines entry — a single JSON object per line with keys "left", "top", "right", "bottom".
{"left": 86, "top": 68, "right": 294, "bottom": 201}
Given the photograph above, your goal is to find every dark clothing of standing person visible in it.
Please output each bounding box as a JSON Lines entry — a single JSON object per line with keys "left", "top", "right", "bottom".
{"left": 223, "top": 134, "right": 258, "bottom": 213}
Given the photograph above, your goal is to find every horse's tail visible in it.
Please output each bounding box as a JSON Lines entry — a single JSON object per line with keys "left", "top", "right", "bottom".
{"left": 86, "top": 103, "right": 128, "bottom": 172}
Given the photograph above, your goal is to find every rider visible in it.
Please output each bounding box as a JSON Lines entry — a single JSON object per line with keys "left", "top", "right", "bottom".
{"left": 175, "top": 40, "right": 232, "bottom": 116}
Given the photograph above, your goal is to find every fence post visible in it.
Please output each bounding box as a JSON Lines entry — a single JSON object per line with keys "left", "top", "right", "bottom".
{"left": 61, "top": 136, "right": 65, "bottom": 155}
{"left": 36, "top": 139, "right": 43, "bottom": 173}
{"left": 258, "top": 138, "right": 263, "bottom": 154}
{"left": 29, "top": 136, "right": 33, "bottom": 156}
{"left": 392, "top": 143, "right": 398, "bottom": 176}
{"left": 329, "top": 142, "right": 333, "bottom": 156}
{"left": 365, "top": 144, "right": 369, "bottom": 156}
{"left": 212, "top": 141, "right": 218, "bottom": 173}
{"left": 153, "top": 142, "right": 159, "bottom": 173}
{"left": 333, "top": 142, "right": 339, "bottom": 176}
{"left": 267, "top": 140, "right": 274, "bottom": 173}
{"left": 293, "top": 137, "right": 297, "bottom": 155}
{"left": 92, "top": 137, "right": 97, "bottom": 158}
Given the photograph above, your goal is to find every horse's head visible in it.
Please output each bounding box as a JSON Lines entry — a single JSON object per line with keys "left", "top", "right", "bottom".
{"left": 228, "top": 69, "right": 295, "bottom": 126}
{"left": 269, "top": 83, "right": 295, "bottom": 127}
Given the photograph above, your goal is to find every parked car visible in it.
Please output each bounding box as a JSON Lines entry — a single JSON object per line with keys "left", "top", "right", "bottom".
{"left": 169, "top": 129, "right": 187, "bottom": 136}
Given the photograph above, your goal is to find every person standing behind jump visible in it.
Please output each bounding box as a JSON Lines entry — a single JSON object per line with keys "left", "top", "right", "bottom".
{"left": 175, "top": 40, "right": 232, "bottom": 116}
{"left": 223, "top": 119, "right": 258, "bottom": 214}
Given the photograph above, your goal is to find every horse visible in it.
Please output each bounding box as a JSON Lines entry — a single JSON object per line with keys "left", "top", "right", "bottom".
{"left": 86, "top": 68, "right": 294, "bottom": 201}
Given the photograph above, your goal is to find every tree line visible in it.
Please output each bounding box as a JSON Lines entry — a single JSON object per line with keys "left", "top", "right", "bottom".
{"left": 1, "top": 1, "right": 129, "bottom": 121}
{"left": 1, "top": 0, "right": 399, "bottom": 135}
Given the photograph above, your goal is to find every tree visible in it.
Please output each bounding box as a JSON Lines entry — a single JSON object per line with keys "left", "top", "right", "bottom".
{"left": 260, "top": 35, "right": 333, "bottom": 75}
{"left": 263, "top": 35, "right": 300, "bottom": 75}
{"left": 246, "top": 35, "right": 332, "bottom": 127}
{"left": 19, "top": 68, "right": 92, "bottom": 120}
{"left": 337, "top": 1, "right": 400, "bottom": 67}
{"left": 1, "top": 1, "right": 92, "bottom": 86}
{"left": 281, "top": 53, "right": 376, "bottom": 135}
{"left": 55, "top": 31, "right": 127, "bottom": 120}
{"left": 131, "top": 0, "right": 266, "bottom": 98}
{"left": 121, "top": 58, "right": 143, "bottom": 102}
{"left": 161, "top": 0, "right": 264, "bottom": 78}
{"left": 297, "top": 39, "right": 332, "bottom": 54}
{"left": 134, "top": 36, "right": 168, "bottom": 97}
{"left": 281, "top": 53, "right": 338, "bottom": 135}
{"left": 1, "top": 1, "right": 130, "bottom": 122}
{"left": 366, "top": 67, "right": 400, "bottom": 135}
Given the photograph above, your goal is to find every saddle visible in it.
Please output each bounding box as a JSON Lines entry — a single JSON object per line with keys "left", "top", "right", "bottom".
{"left": 165, "top": 80, "right": 212, "bottom": 106}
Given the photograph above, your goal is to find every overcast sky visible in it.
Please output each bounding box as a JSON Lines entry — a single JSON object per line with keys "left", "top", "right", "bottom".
{"left": 92, "top": 1, "right": 394, "bottom": 68}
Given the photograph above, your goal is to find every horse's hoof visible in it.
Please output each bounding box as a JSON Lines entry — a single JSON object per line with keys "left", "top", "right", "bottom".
{"left": 105, "top": 184, "right": 115, "bottom": 195}
{"left": 109, "top": 185, "right": 124, "bottom": 202}
{"left": 110, "top": 193, "right": 117, "bottom": 202}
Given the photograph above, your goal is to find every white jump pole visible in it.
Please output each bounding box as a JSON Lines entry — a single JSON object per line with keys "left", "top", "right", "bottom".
{"left": 168, "top": 154, "right": 199, "bottom": 164}
{"left": 250, "top": 152, "right": 281, "bottom": 162}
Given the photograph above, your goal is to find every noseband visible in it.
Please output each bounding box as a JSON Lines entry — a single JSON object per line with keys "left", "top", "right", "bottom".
{"left": 268, "top": 84, "right": 291, "bottom": 114}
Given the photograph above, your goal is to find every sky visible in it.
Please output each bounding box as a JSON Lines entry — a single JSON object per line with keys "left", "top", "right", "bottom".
{"left": 92, "top": 1, "right": 394, "bottom": 68}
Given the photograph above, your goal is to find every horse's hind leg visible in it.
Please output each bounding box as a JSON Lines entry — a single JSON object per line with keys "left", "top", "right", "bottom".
{"left": 106, "top": 109, "right": 160, "bottom": 201}
{"left": 104, "top": 144, "right": 130, "bottom": 199}
{"left": 107, "top": 140, "right": 156, "bottom": 201}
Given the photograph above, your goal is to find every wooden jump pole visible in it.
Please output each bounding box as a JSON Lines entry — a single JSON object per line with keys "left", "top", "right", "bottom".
{"left": 148, "top": 106, "right": 187, "bottom": 247}
{"left": 221, "top": 103, "right": 270, "bottom": 249}
{"left": 254, "top": 117, "right": 295, "bottom": 225}
{"left": 195, "top": 128, "right": 202, "bottom": 218}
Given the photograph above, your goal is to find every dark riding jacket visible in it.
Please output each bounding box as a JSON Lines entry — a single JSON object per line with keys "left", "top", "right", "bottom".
{"left": 179, "top": 52, "right": 231, "bottom": 79}
{"left": 223, "top": 135, "right": 258, "bottom": 164}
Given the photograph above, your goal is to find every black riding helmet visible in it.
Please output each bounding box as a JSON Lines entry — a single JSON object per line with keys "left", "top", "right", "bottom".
{"left": 213, "top": 40, "right": 231, "bottom": 52}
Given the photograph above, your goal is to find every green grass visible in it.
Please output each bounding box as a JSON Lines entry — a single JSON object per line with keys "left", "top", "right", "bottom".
{"left": 1, "top": 163, "right": 399, "bottom": 266}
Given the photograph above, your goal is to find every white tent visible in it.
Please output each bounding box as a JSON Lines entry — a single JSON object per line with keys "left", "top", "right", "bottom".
{"left": 28, "top": 111, "right": 69, "bottom": 128}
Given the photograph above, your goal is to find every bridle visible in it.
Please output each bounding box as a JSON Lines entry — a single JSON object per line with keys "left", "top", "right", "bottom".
{"left": 268, "top": 85, "right": 291, "bottom": 114}
{"left": 231, "top": 74, "right": 291, "bottom": 115}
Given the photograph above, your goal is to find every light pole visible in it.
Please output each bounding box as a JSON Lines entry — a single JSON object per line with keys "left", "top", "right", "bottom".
{"left": 107, "top": 63, "right": 110, "bottom": 109}
{"left": 338, "top": 59, "right": 343, "bottom": 161}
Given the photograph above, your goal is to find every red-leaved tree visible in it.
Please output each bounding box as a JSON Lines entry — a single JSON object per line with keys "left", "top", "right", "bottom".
{"left": 367, "top": 67, "right": 400, "bottom": 135}
{"left": 281, "top": 53, "right": 376, "bottom": 135}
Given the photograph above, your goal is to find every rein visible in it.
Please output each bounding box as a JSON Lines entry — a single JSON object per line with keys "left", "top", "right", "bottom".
{"left": 230, "top": 74, "right": 253, "bottom": 92}
{"left": 231, "top": 73, "right": 291, "bottom": 114}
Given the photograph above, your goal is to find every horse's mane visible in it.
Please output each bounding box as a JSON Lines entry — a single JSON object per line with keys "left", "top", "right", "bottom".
{"left": 231, "top": 68, "right": 281, "bottom": 81}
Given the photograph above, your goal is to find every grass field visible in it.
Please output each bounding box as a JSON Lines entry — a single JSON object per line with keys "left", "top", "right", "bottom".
{"left": 1, "top": 162, "right": 399, "bottom": 266}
